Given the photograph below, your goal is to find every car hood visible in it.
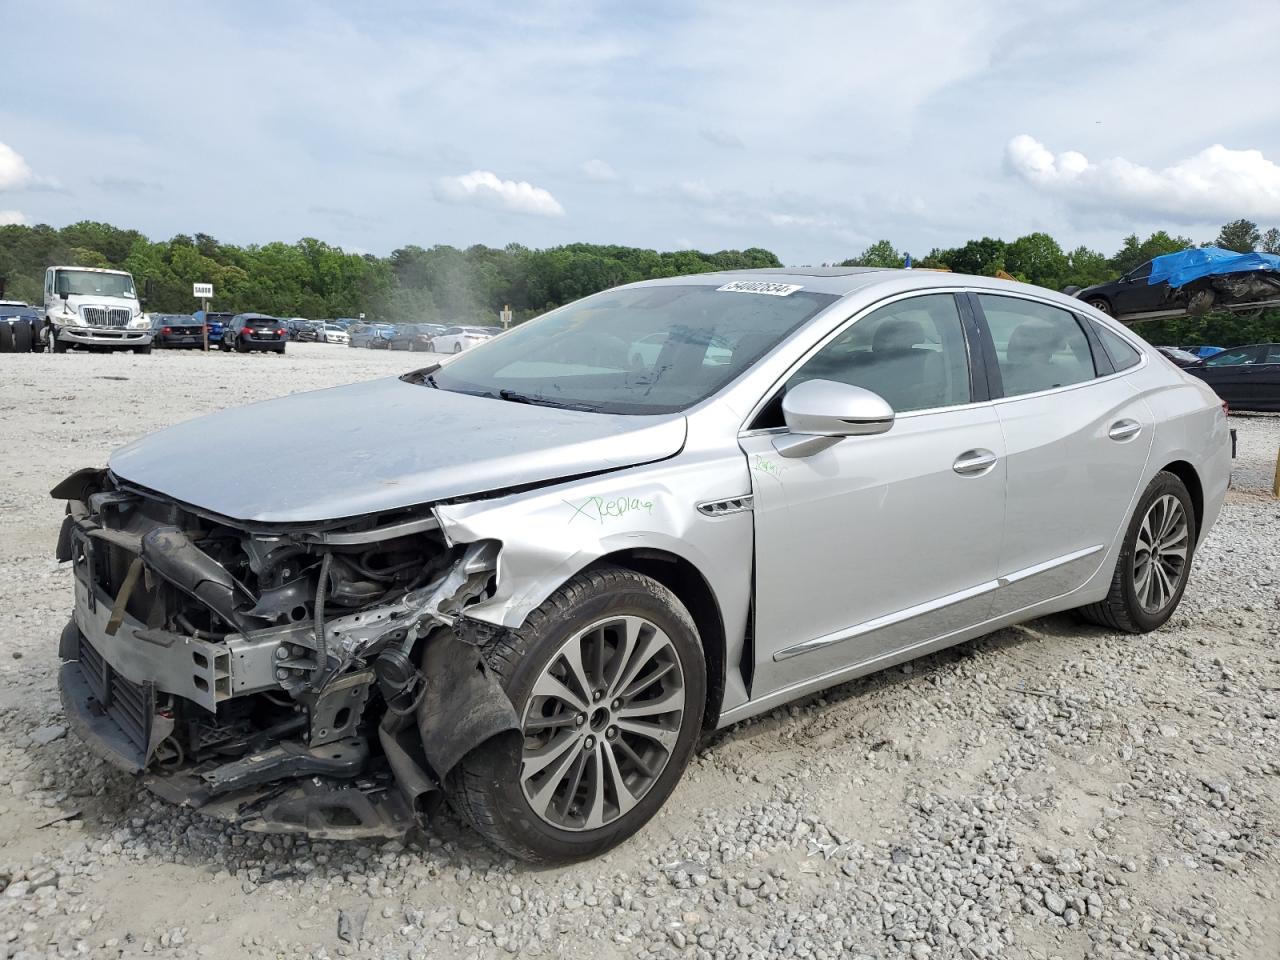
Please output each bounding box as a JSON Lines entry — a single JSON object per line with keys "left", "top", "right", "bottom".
{"left": 109, "top": 376, "right": 687, "bottom": 524}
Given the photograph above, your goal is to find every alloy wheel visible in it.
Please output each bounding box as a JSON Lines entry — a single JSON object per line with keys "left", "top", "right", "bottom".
{"left": 519, "top": 615, "right": 686, "bottom": 832}
{"left": 1132, "top": 494, "right": 1189, "bottom": 613}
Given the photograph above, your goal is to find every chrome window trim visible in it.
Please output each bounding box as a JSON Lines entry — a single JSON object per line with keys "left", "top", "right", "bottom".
{"left": 737, "top": 287, "right": 985, "bottom": 435}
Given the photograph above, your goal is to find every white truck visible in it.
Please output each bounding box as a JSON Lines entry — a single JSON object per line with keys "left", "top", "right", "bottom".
{"left": 43, "top": 265, "right": 153, "bottom": 353}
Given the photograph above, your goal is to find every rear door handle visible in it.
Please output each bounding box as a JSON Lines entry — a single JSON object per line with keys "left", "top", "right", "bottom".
{"left": 953, "top": 449, "right": 998, "bottom": 476}
{"left": 1108, "top": 419, "right": 1142, "bottom": 441}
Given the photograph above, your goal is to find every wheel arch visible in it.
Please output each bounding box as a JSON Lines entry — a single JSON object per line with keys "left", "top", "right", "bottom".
{"left": 585, "top": 547, "right": 727, "bottom": 730}
{"left": 1157, "top": 459, "right": 1204, "bottom": 534}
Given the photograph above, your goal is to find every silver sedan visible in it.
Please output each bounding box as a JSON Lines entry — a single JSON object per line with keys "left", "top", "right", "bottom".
{"left": 52, "top": 267, "right": 1230, "bottom": 862}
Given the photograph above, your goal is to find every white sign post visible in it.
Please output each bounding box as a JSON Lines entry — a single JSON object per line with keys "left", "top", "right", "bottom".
{"left": 193, "top": 283, "right": 214, "bottom": 351}
{"left": 500, "top": 304, "right": 513, "bottom": 329}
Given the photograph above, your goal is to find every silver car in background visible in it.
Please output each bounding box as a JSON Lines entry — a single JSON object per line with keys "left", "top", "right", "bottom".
{"left": 431, "top": 324, "right": 503, "bottom": 353}
{"left": 52, "top": 268, "right": 1229, "bottom": 861}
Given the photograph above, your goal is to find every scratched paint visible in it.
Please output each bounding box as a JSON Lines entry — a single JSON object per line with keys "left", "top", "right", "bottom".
{"left": 565, "top": 494, "right": 656, "bottom": 524}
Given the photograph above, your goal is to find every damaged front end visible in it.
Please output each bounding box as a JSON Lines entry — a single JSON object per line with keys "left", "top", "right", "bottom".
{"left": 52, "top": 468, "right": 518, "bottom": 840}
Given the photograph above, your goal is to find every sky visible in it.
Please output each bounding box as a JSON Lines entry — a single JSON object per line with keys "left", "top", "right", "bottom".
{"left": 3, "top": 0, "right": 1280, "bottom": 265}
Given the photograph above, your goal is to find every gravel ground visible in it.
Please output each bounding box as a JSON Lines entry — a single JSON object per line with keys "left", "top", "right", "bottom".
{"left": 0, "top": 344, "right": 1277, "bottom": 960}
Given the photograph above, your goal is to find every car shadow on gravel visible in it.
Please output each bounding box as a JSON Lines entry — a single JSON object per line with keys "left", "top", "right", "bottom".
{"left": 704, "top": 611, "right": 1089, "bottom": 750}
{"left": 15, "top": 611, "right": 1094, "bottom": 870}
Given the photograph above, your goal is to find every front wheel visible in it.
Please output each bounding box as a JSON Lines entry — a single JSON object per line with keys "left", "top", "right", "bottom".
{"left": 452, "top": 342, "right": 462, "bottom": 354}
{"left": 1079, "top": 471, "right": 1196, "bottom": 633}
{"left": 450, "top": 566, "right": 706, "bottom": 863}
{"left": 133, "top": 344, "right": 151, "bottom": 355}
{"left": 1086, "top": 297, "right": 1112, "bottom": 315}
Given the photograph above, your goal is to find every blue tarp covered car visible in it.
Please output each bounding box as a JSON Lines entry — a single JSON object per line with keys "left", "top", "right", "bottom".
{"left": 1149, "top": 246, "right": 1280, "bottom": 289}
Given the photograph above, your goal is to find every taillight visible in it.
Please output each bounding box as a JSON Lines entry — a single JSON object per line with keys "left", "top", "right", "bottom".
{"left": 242, "top": 327, "right": 253, "bottom": 336}
{"left": 277, "top": 328, "right": 285, "bottom": 335}
{"left": 1222, "top": 400, "right": 1230, "bottom": 417}
{"left": 162, "top": 326, "right": 171, "bottom": 334}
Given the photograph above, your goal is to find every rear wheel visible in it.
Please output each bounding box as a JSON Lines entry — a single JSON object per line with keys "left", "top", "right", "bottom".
{"left": 1079, "top": 471, "right": 1196, "bottom": 633}
{"left": 13, "top": 322, "right": 33, "bottom": 352}
{"left": 452, "top": 342, "right": 463, "bottom": 354}
{"left": 133, "top": 344, "right": 151, "bottom": 355}
{"left": 450, "top": 566, "right": 705, "bottom": 863}
{"left": 0, "top": 323, "right": 13, "bottom": 353}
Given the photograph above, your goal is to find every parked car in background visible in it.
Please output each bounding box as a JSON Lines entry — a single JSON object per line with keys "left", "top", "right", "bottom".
{"left": 290, "top": 320, "right": 319, "bottom": 342}
{"left": 220, "top": 313, "right": 287, "bottom": 353}
{"left": 389, "top": 322, "right": 448, "bottom": 351}
{"left": 150, "top": 313, "right": 206, "bottom": 349}
{"left": 51, "top": 267, "right": 1229, "bottom": 861}
{"left": 194, "top": 310, "right": 233, "bottom": 342}
{"left": 0, "top": 301, "right": 41, "bottom": 352}
{"left": 1155, "top": 346, "right": 1203, "bottom": 368}
{"left": 1185, "top": 342, "right": 1280, "bottom": 412}
{"left": 430, "top": 324, "right": 502, "bottom": 353}
{"left": 1075, "top": 247, "right": 1280, "bottom": 320}
{"left": 1181, "top": 345, "right": 1224, "bottom": 358}
{"left": 316, "top": 322, "right": 349, "bottom": 344}
{"left": 349, "top": 322, "right": 395, "bottom": 348}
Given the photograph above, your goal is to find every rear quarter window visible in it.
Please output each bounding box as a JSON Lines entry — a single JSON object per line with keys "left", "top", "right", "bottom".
{"left": 1091, "top": 321, "right": 1142, "bottom": 371}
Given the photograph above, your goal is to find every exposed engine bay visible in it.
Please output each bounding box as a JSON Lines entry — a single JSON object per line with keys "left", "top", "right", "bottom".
{"left": 52, "top": 467, "right": 520, "bottom": 839}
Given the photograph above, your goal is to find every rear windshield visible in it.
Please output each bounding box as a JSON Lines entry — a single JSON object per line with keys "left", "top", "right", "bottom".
{"left": 246, "top": 317, "right": 279, "bottom": 327}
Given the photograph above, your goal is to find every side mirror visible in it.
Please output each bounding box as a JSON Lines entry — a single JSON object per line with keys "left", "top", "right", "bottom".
{"left": 775, "top": 379, "right": 895, "bottom": 458}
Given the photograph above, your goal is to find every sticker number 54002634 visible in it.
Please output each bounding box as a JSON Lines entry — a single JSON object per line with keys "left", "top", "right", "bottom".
{"left": 716, "top": 280, "right": 803, "bottom": 296}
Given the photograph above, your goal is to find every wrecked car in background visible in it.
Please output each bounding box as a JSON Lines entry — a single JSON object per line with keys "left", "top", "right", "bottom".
{"left": 53, "top": 268, "right": 1229, "bottom": 862}
{"left": 1074, "top": 245, "right": 1280, "bottom": 320}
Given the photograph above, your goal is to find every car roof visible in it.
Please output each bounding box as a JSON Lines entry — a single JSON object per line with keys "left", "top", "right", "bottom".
{"left": 624, "top": 266, "right": 1075, "bottom": 302}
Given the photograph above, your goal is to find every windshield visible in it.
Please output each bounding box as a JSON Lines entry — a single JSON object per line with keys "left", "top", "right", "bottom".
{"left": 426, "top": 283, "right": 838, "bottom": 414}
{"left": 55, "top": 269, "right": 136, "bottom": 299}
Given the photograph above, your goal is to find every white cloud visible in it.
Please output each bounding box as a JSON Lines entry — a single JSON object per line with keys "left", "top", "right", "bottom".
{"left": 0, "top": 141, "right": 34, "bottom": 191}
{"left": 1006, "top": 134, "right": 1280, "bottom": 221}
{"left": 0, "top": 210, "right": 27, "bottom": 225}
{"left": 699, "top": 126, "right": 744, "bottom": 149}
{"left": 580, "top": 158, "right": 619, "bottom": 182}
{"left": 434, "top": 170, "right": 565, "bottom": 218}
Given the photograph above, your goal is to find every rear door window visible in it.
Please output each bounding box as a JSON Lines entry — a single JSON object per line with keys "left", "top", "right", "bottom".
{"left": 977, "top": 295, "right": 1097, "bottom": 398}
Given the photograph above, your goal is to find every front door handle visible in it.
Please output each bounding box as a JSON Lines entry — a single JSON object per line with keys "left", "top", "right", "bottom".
{"left": 1108, "top": 419, "right": 1142, "bottom": 442}
{"left": 953, "top": 449, "right": 998, "bottom": 476}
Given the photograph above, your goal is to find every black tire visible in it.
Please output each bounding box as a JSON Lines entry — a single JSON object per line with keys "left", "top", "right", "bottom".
{"left": 219, "top": 338, "right": 230, "bottom": 352}
{"left": 450, "top": 565, "right": 706, "bottom": 863}
{"left": 13, "top": 322, "right": 33, "bottom": 352}
{"left": 1086, "top": 296, "right": 1112, "bottom": 316}
{"left": 276, "top": 346, "right": 286, "bottom": 354}
{"left": 133, "top": 344, "right": 151, "bottom": 355}
{"left": 236, "top": 339, "right": 247, "bottom": 353}
{"left": 425, "top": 339, "right": 435, "bottom": 352}
{"left": 52, "top": 334, "right": 69, "bottom": 353}
{"left": 1079, "top": 471, "right": 1197, "bottom": 633}
{"left": 1061, "top": 285, "right": 1082, "bottom": 297}
{"left": 0, "top": 323, "right": 13, "bottom": 353}
{"left": 452, "top": 342, "right": 462, "bottom": 354}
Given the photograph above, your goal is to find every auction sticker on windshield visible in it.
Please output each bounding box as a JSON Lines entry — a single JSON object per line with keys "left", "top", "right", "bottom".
{"left": 716, "top": 280, "right": 803, "bottom": 296}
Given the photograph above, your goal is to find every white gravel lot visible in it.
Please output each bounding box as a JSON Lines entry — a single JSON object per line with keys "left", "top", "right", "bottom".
{"left": 0, "top": 343, "right": 1277, "bottom": 960}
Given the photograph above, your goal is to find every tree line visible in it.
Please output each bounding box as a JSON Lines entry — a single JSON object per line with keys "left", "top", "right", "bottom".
{"left": 1, "top": 217, "right": 1277, "bottom": 345}
{"left": 0, "top": 222, "right": 779, "bottom": 325}
{"left": 841, "top": 218, "right": 1280, "bottom": 346}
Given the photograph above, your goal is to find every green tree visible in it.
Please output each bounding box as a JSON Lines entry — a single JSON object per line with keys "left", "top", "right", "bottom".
{"left": 1004, "top": 232, "right": 1068, "bottom": 289}
{"left": 1109, "top": 231, "right": 1193, "bottom": 274}
{"left": 1259, "top": 227, "right": 1279, "bottom": 254}
{"left": 1215, "top": 219, "right": 1260, "bottom": 253}
{"left": 840, "top": 240, "right": 901, "bottom": 268}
